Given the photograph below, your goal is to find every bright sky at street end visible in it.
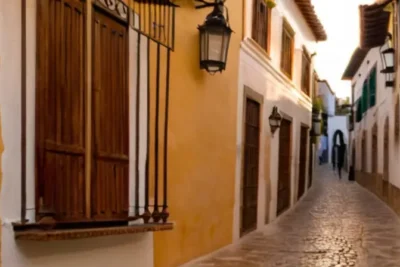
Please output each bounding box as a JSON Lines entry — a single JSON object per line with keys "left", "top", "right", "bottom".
{"left": 312, "top": 0, "right": 375, "bottom": 99}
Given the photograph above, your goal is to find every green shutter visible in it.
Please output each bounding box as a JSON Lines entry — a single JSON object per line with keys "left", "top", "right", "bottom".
{"left": 369, "top": 67, "right": 376, "bottom": 107}
{"left": 362, "top": 81, "right": 368, "bottom": 114}
{"left": 356, "top": 99, "right": 362, "bottom": 122}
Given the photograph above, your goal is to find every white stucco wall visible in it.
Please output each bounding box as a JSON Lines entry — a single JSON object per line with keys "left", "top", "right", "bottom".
{"left": 351, "top": 47, "right": 399, "bottom": 186}
{"left": 233, "top": 0, "right": 316, "bottom": 242}
{"left": 0, "top": 1, "right": 154, "bottom": 266}
{"left": 327, "top": 116, "right": 348, "bottom": 164}
{"left": 318, "top": 82, "right": 335, "bottom": 116}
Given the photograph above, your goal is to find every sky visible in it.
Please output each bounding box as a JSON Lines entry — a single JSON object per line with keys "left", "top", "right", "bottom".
{"left": 312, "top": 0, "right": 375, "bottom": 99}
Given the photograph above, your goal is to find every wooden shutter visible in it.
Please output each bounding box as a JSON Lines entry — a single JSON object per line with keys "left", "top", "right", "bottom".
{"left": 362, "top": 81, "right": 368, "bottom": 114}
{"left": 356, "top": 99, "right": 362, "bottom": 122}
{"left": 252, "top": 0, "right": 269, "bottom": 51}
{"left": 281, "top": 21, "right": 293, "bottom": 78}
{"left": 302, "top": 52, "right": 310, "bottom": 95}
{"left": 369, "top": 67, "right": 376, "bottom": 107}
{"left": 36, "top": 0, "right": 86, "bottom": 221}
{"left": 92, "top": 10, "right": 129, "bottom": 220}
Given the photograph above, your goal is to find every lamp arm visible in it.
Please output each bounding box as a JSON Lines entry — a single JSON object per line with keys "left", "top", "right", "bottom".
{"left": 195, "top": 0, "right": 226, "bottom": 9}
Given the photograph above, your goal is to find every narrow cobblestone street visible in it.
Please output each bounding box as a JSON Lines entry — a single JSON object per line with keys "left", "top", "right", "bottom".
{"left": 190, "top": 166, "right": 400, "bottom": 267}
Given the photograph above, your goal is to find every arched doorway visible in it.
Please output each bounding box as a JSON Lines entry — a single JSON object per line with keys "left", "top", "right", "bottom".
{"left": 331, "top": 130, "right": 346, "bottom": 170}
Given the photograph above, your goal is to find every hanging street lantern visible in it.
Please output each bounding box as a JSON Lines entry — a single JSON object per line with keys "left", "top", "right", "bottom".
{"left": 197, "top": 0, "right": 233, "bottom": 74}
{"left": 380, "top": 34, "right": 395, "bottom": 87}
{"left": 311, "top": 108, "right": 322, "bottom": 136}
{"left": 269, "top": 106, "right": 282, "bottom": 136}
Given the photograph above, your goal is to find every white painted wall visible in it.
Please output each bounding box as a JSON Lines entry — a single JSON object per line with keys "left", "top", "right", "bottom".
{"left": 327, "top": 116, "right": 348, "bottom": 164}
{"left": 318, "top": 82, "right": 335, "bottom": 116}
{"left": 233, "top": 0, "right": 317, "bottom": 242}
{"left": 351, "top": 47, "right": 398, "bottom": 186}
{"left": 0, "top": 1, "right": 154, "bottom": 266}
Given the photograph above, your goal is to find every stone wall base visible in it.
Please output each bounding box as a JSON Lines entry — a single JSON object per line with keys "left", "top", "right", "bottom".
{"left": 355, "top": 171, "right": 400, "bottom": 216}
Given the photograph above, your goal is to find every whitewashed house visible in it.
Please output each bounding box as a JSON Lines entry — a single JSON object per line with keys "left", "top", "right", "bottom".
{"left": 342, "top": 0, "right": 400, "bottom": 210}
{"left": 233, "top": 0, "right": 327, "bottom": 242}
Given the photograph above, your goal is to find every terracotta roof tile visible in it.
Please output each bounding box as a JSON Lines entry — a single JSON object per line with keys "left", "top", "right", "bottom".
{"left": 294, "top": 0, "right": 327, "bottom": 41}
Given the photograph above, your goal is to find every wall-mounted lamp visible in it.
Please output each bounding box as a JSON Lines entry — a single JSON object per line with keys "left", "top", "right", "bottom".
{"left": 196, "top": 0, "right": 233, "bottom": 74}
{"left": 380, "top": 33, "right": 395, "bottom": 87}
{"left": 269, "top": 106, "right": 282, "bottom": 136}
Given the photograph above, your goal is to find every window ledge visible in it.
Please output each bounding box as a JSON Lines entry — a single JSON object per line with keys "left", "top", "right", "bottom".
{"left": 14, "top": 223, "right": 174, "bottom": 241}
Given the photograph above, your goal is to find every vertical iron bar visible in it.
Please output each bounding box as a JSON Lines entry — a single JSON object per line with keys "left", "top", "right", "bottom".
{"left": 152, "top": 43, "right": 161, "bottom": 223}
{"left": 158, "top": 0, "right": 161, "bottom": 40}
{"left": 162, "top": 2, "right": 166, "bottom": 42}
{"left": 161, "top": 49, "right": 170, "bottom": 223}
{"left": 21, "top": 0, "right": 27, "bottom": 224}
{"left": 143, "top": 36, "right": 151, "bottom": 223}
{"left": 172, "top": 7, "right": 175, "bottom": 50}
{"left": 134, "top": 32, "right": 141, "bottom": 216}
{"left": 149, "top": 2, "right": 152, "bottom": 38}
{"left": 167, "top": 5, "right": 170, "bottom": 48}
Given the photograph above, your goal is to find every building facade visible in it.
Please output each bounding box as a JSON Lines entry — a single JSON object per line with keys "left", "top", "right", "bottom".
{"left": 0, "top": 0, "right": 328, "bottom": 266}
{"left": 0, "top": 0, "right": 242, "bottom": 267}
{"left": 343, "top": 0, "right": 400, "bottom": 214}
{"left": 233, "top": 0, "right": 326, "bottom": 242}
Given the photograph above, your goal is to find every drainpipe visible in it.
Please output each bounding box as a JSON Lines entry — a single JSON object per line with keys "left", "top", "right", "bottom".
{"left": 21, "top": 0, "right": 27, "bottom": 224}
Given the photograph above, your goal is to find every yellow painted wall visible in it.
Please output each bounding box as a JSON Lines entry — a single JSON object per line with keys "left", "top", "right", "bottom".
{"left": 153, "top": 1, "right": 243, "bottom": 266}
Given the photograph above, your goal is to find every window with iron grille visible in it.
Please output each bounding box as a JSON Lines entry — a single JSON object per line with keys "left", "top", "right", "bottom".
{"left": 281, "top": 19, "right": 295, "bottom": 79}
{"left": 252, "top": 0, "right": 271, "bottom": 52}
{"left": 301, "top": 50, "right": 311, "bottom": 96}
{"left": 28, "top": 0, "right": 174, "bottom": 232}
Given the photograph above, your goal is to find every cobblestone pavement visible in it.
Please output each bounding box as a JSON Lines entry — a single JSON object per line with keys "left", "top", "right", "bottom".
{"left": 190, "top": 166, "right": 400, "bottom": 267}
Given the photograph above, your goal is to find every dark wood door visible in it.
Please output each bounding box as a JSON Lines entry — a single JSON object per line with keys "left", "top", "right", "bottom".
{"left": 91, "top": 10, "right": 129, "bottom": 220}
{"left": 297, "top": 126, "right": 308, "bottom": 199}
{"left": 241, "top": 98, "right": 261, "bottom": 235}
{"left": 277, "top": 119, "right": 291, "bottom": 216}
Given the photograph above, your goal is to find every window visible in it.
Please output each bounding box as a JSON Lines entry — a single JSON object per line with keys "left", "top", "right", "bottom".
{"left": 36, "top": 0, "right": 129, "bottom": 222}
{"left": 281, "top": 19, "right": 295, "bottom": 79}
{"left": 301, "top": 49, "right": 311, "bottom": 96}
{"left": 252, "top": 0, "right": 271, "bottom": 52}
{"left": 360, "top": 66, "right": 377, "bottom": 117}
{"left": 368, "top": 67, "right": 377, "bottom": 107}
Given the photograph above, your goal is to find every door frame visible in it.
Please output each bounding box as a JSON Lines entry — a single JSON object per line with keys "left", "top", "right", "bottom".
{"left": 276, "top": 115, "right": 293, "bottom": 216}
{"left": 297, "top": 124, "right": 309, "bottom": 200}
{"left": 239, "top": 86, "right": 263, "bottom": 236}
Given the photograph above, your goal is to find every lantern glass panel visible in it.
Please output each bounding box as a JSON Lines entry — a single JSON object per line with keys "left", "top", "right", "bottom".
{"left": 269, "top": 117, "right": 278, "bottom": 127}
{"left": 383, "top": 50, "right": 394, "bottom": 70}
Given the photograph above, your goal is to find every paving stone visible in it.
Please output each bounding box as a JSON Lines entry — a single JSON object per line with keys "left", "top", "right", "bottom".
{"left": 188, "top": 166, "right": 400, "bottom": 267}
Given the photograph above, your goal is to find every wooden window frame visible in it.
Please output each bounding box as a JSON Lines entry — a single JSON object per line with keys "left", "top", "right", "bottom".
{"left": 251, "top": 0, "right": 272, "bottom": 53}
{"left": 280, "top": 18, "right": 295, "bottom": 79}
{"left": 301, "top": 48, "right": 311, "bottom": 96}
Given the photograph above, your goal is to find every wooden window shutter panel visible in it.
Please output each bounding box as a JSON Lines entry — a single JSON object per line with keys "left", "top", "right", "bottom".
{"left": 91, "top": 11, "right": 129, "bottom": 219}
{"left": 36, "top": 0, "right": 86, "bottom": 221}
{"left": 368, "top": 67, "right": 377, "bottom": 107}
